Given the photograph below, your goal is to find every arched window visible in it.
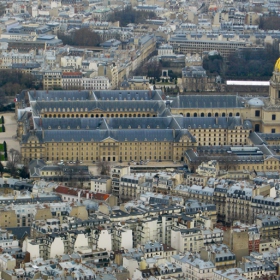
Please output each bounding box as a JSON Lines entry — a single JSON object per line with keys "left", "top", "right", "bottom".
{"left": 236, "top": 112, "right": 240, "bottom": 116}
{"left": 222, "top": 113, "right": 225, "bottom": 117}
{"left": 194, "top": 113, "right": 197, "bottom": 117}
{"left": 229, "top": 112, "right": 233, "bottom": 117}
{"left": 186, "top": 113, "right": 190, "bottom": 117}
{"left": 215, "top": 113, "right": 219, "bottom": 117}
{"left": 208, "top": 113, "right": 211, "bottom": 117}
{"left": 201, "top": 113, "right": 204, "bottom": 117}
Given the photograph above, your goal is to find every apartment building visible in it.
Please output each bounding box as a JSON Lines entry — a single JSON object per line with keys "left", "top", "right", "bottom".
{"left": 60, "top": 56, "right": 82, "bottom": 69}
{"left": 200, "top": 244, "right": 236, "bottom": 269}
{"left": 82, "top": 76, "right": 110, "bottom": 90}
{"left": 171, "top": 252, "right": 216, "bottom": 280}
{"left": 91, "top": 177, "right": 112, "bottom": 193}
{"left": 42, "top": 70, "right": 62, "bottom": 90}
{"left": 171, "top": 228, "right": 204, "bottom": 253}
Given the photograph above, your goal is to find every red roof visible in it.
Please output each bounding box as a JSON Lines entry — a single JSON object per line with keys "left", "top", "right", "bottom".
{"left": 62, "top": 72, "right": 82, "bottom": 76}
{"left": 91, "top": 193, "right": 110, "bottom": 201}
{"left": 55, "top": 185, "right": 78, "bottom": 196}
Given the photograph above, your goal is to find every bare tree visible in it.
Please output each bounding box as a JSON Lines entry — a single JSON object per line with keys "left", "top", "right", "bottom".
{"left": 7, "top": 149, "right": 21, "bottom": 177}
{"left": 97, "top": 161, "right": 111, "bottom": 176}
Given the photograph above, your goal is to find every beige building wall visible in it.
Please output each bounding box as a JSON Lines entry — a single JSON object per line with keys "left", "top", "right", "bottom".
{"left": 69, "top": 206, "right": 88, "bottom": 220}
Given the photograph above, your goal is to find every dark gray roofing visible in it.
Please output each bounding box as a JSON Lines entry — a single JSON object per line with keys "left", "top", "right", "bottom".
{"left": 175, "top": 117, "right": 252, "bottom": 130}
{"left": 34, "top": 117, "right": 107, "bottom": 130}
{"left": 94, "top": 90, "right": 162, "bottom": 101}
{"left": 32, "top": 100, "right": 165, "bottom": 115}
{"left": 106, "top": 117, "right": 180, "bottom": 130}
{"left": 29, "top": 90, "right": 91, "bottom": 102}
{"left": 249, "top": 132, "right": 266, "bottom": 145}
{"left": 22, "top": 128, "right": 195, "bottom": 143}
{"left": 5, "top": 227, "right": 31, "bottom": 239}
{"left": 171, "top": 95, "right": 244, "bottom": 108}
{"left": 29, "top": 159, "right": 46, "bottom": 177}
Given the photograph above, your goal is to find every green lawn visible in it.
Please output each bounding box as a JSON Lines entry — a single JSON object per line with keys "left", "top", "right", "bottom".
{"left": 0, "top": 154, "right": 5, "bottom": 161}
{"left": 0, "top": 144, "right": 3, "bottom": 151}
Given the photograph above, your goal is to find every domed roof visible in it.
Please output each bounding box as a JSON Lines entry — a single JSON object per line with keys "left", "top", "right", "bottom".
{"left": 275, "top": 58, "right": 280, "bottom": 72}
{"left": 248, "top": 98, "right": 264, "bottom": 107}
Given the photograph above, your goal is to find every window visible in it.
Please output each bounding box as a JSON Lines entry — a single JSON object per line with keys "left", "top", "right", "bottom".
{"left": 271, "top": 128, "right": 276, "bottom": 133}
{"left": 272, "top": 114, "right": 276, "bottom": 120}
{"left": 255, "top": 110, "right": 260, "bottom": 117}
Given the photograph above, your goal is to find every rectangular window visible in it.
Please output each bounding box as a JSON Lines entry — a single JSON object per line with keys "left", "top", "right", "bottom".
{"left": 272, "top": 114, "right": 276, "bottom": 120}
{"left": 272, "top": 129, "right": 276, "bottom": 133}
{"left": 255, "top": 110, "right": 260, "bottom": 117}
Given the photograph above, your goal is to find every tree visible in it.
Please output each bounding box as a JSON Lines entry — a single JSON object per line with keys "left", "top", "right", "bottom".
{"left": 7, "top": 149, "right": 21, "bottom": 177}
{"left": 1, "top": 116, "right": 4, "bottom": 124}
{"left": 97, "top": 161, "right": 111, "bottom": 175}
{"left": 1, "top": 125, "right": 4, "bottom": 132}
{"left": 108, "top": 6, "right": 156, "bottom": 27}
{"left": 19, "top": 166, "right": 29, "bottom": 179}
{"left": 0, "top": 161, "right": 3, "bottom": 176}
{"left": 57, "top": 28, "right": 102, "bottom": 47}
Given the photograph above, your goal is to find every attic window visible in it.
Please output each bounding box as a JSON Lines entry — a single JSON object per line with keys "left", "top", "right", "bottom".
{"left": 125, "top": 138, "right": 127, "bottom": 141}
{"left": 157, "top": 125, "right": 159, "bottom": 128}
{"left": 58, "top": 126, "right": 61, "bottom": 129}
{"left": 147, "top": 125, "right": 150, "bottom": 129}
{"left": 119, "top": 126, "right": 122, "bottom": 129}
{"left": 154, "top": 138, "right": 157, "bottom": 141}
{"left": 128, "top": 125, "right": 131, "bottom": 129}
{"left": 86, "top": 126, "right": 89, "bottom": 129}
{"left": 135, "top": 138, "right": 137, "bottom": 141}
{"left": 144, "top": 138, "right": 147, "bottom": 141}
{"left": 67, "top": 126, "right": 70, "bottom": 129}
{"left": 138, "top": 125, "right": 141, "bottom": 129}
{"left": 77, "top": 126, "right": 80, "bottom": 129}
{"left": 48, "top": 126, "right": 51, "bottom": 129}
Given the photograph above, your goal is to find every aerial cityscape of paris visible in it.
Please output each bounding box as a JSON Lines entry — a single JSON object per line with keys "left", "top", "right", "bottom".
{"left": 0, "top": 0, "right": 279, "bottom": 279}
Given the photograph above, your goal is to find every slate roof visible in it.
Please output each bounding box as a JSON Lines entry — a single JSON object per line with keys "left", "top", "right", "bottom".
{"left": 175, "top": 117, "right": 252, "bottom": 130}
{"left": 28, "top": 90, "right": 91, "bottom": 102}
{"left": 33, "top": 117, "right": 106, "bottom": 130}
{"left": 93, "top": 90, "right": 162, "bottom": 101}
{"left": 22, "top": 129, "right": 196, "bottom": 143}
{"left": 106, "top": 117, "right": 180, "bottom": 129}
{"left": 171, "top": 95, "right": 244, "bottom": 108}
{"left": 32, "top": 100, "right": 165, "bottom": 115}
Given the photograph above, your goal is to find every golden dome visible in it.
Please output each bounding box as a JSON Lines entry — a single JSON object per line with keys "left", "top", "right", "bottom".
{"left": 275, "top": 58, "right": 280, "bottom": 72}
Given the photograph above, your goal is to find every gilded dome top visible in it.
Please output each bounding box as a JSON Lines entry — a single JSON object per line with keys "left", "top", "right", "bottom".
{"left": 275, "top": 58, "right": 280, "bottom": 72}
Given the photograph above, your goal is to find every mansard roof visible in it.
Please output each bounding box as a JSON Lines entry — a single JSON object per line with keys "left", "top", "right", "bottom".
{"left": 32, "top": 100, "right": 166, "bottom": 115}
{"left": 93, "top": 90, "right": 162, "bottom": 101}
{"left": 175, "top": 117, "right": 252, "bottom": 130}
{"left": 21, "top": 129, "right": 196, "bottom": 143}
{"left": 28, "top": 90, "right": 91, "bottom": 102}
{"left": 171, "top": 95, "right": 244, "bottom": 108}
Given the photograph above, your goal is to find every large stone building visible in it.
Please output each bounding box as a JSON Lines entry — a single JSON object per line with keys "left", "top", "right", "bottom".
{"left": 15, "top": 58, "right": 280, "bottom": 169}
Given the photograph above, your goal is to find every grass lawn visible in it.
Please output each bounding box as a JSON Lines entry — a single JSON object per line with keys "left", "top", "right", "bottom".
{"left": 0, "top": 144, "right": 3, "bottom": 151}
{"left": 0, "top": 154, "right": 5, "bottom": 161}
